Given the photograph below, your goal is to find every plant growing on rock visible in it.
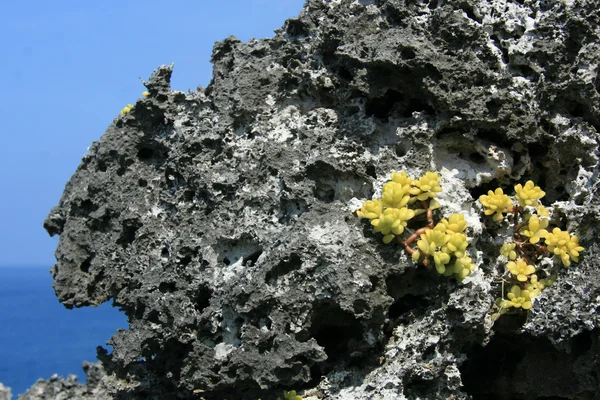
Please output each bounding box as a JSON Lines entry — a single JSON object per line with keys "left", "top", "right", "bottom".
{"left": 479, "top": 181, "right": 585, "bottom": 320}
{"left": 119, "top": 91, "right": 150, "bottom": 115}
{"left": 355, "top": 170, "right": 476, "bottom": 281}
{"left": 356, "top": 172, "right": 585, "bottom": 320}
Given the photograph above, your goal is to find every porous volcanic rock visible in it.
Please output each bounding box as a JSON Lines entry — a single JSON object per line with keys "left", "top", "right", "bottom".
{"left": 18, "top": 362, "right": 109, "bottom": 400}
{"left": 0, "top": 383, "right": 11, "bottom": 400}
{"left": 45, "top": 0, "right": 600, "bottom": 399}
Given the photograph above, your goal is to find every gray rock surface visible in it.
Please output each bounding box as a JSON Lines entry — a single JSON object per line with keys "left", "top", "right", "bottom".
{"left": 18, "top": 362, "right": 109, "bottom": 400}
{"left": 0, "top": 383, "right": 12, "bottom": 400}
{"left": 44, "top": 0, "right": 600, "bottom": 399}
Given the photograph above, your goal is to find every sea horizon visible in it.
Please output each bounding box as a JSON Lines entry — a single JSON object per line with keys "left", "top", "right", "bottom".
{"left": 0, "top": 265, "right": 128, "bottom": 395}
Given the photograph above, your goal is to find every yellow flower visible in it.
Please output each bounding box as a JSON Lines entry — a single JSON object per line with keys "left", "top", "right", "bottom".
{"left": 382, "top": 181, "right": 411, "bottom": 209}
{"left": 443, "top": 232, "right": 469, "bottom": 258}
{"left": 440, "top": 213, "right": 467, "bottom": 234}
{"left": 536, "top": 205, "right": 550, "bottom": 230}
{"left": 417, "top": 225, "right": 450, "bottom": 256}
{"left": 416, "top": 225, "right": 451, "bottom": 273}
{"left": 507, "top": 259, "right": 536, "bottom": 282}
{"left": 521, "top": 215, "right": 548, "bottom": 244}
{"left": 500, "top": 285, "right": 534, "bottom": 310}
{"left": 120, "top": 104, "right": 134, "bottom": 115}
{"left": 537, "top": 205, "right": 550, "bottom": 218}
{"left": 525, "top": 274, "right": 546, "bottom": 298}
{"left": 432, "top": 251, "right": 451, "bottom": 274}
{"left": 479, "top": 188, "right": 513, "bottom": 221}
{"left": 545, "top": 227, "right": 584, "bottom": 267}
{"left": 371, "top": 207, "right": 415, "bottom": 244}
{"left": 356, "top": 199, "right": 382, "bottom": 220}
{"left": 391, "top": 170, "right": 413, "bottom": 186}
{"left": 409, "top": 171, "right": 443, "bottom": 201}
{"left": 500, "top": 242, "right": 517, "bottom": 260}
{"left": 514, "top": 180, "right": 545, "bottom": 207}
{"left": 450, "top": 256, "right": 476, "bottom": 280}
{"left": 142, "top": 91, "right": 150, "bottom": 97}
{"left": 412, "top": 250, "right": 421, "bottom": 262}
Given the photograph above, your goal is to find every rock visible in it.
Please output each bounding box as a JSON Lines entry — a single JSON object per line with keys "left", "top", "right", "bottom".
{"left": 18, "top": 362, "right": 110, "bottom": 400}
{"left": 0, "top": 383, "right": 12, "bottom": 400}
{"left": 45, "top": 0, "right": 600, "bottom": 399}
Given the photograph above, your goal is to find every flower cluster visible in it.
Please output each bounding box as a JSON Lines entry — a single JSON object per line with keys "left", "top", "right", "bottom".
{"left": 120, "top": 91, "right": 150, "bottom": 116}
{"left": 506, "top": 259, "right": 536, "bottom": 282}
{"left": 411, "top": 214, "right": 475, "bottom": 280}
{"left": 545, "top": 227, "right": 585, "bottom": 267}
{"left": 357, "top": 171, "right": 476, "bottom": 281}
{"left": 479, "top": 188, "right": 513, "bottom": 221}
{"left": 514, "top": 181, "right": 546, "bottom": 207}
{"left": 410, "top": 171, "right": 443, "bottom": 201}
{"left": 120, "top": 104, "right": 134, "bottom": 115}
{"left": 480, "top": 181, "right": 585, "bottom": 320}
{"left": 356, "top": 170, "right": 442, "bottom": 244}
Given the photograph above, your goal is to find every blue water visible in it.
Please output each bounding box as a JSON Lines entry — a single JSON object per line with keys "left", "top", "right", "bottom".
{"left": 0, "top": 266, "right": 128, "bottom": 396}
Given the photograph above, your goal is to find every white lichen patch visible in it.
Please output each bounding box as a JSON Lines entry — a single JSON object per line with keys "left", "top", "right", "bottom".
{"left": 308, "top": 221, "right": 353, "bottom": 249}
{"left": 434, "top": 138, "right": 513, "bottom": 187}
{"left": 214, "top": 343, "right": 235, "bottom": 361}
{"left": 437, "top": 167, "right": 484, "bottom": 237}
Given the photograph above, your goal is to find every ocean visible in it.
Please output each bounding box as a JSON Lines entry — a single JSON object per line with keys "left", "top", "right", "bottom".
{"left": 0, "top": 266, "right": 128, "bottom": 396}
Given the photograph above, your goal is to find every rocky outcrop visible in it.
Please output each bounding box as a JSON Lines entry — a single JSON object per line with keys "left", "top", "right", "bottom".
{"left": 45, "top": 0, "right": 600, "bottom": 399}
{"left": 17, "top": 362, "right": 109, "bottom": 400}
{"left": 0, "top": 383, "right": 12, "bottom": 400}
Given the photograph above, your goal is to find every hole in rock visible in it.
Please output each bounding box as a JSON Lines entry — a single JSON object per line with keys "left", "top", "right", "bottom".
{"left": 336, "top": 66, "right": 353, "bottom": 82}
{"left": 395, "top": 142, "right": 411, "bottom": 157}
{"left": 279, "top": 198, "right": 309, "bottom": 223}
{"left": 136, "top": 142, "right": 169, "bottom": 166}
{"left": 69, "top": 199, "right": 99, "bottom": 218}
{"left": 365, "top": 90, "right": 434, "bottom": 120}
{"left": 80, "top": 255, "right": 93, "bottom": 273}
{"left": 285, "top": 18, "right": 309, "bottom": 38}
{"left": 365, "top": 164, "right": 377, "bottom": 178}
{"left": 388, "top": 294, "right": 429, "bottom": 320}
{"left": 460, "top": 331, "right": 599, "bottom": 400}
{"left": 158, "top": 282, "right": 177, "bottom": 293}
{"left": 214, "top": 234, "right": 262, "bottom": 268}
{"left": 115, "top": 157, "right": 134, "bottom": 176}
{"left": 117, "top": 219, "right": 143, "bottom": 249}
{"left": 458, "top": 1, "right": 478, "bottom": 22}
{"left": 486, "top": 99, "right": 502, "bottom": 117}
{"left": 265, "top": 253, "right": 302, "bottom": 285}
{"left": 192, "top": 286, "right": 212, "bottom": 315}
{"left": 353, "top": 299, "right": 369, "bottom": 314}
{"left": 243, "top": 249, "right": 262, "bottom": 267}
{"left": 467, "top": 178, "right": 503, "bottom": 201}
{"left": 96, "top": 160, "right": 107, "bottom": 172}
{"left": 405, "top": 377, "right": 433, "bottom": 398}
{"left": 400, "top": 47, "right": 416, "bottom": 60}
{"left": 474, "top": 129, "right": 512, "bottom": 148}
{"left": 309, "top": 300, "right": 363, "bottom": 370}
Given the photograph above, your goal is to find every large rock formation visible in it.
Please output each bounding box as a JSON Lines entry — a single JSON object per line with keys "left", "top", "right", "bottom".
{"left": 44, "top": 0, "right": 600, "bottom": 398}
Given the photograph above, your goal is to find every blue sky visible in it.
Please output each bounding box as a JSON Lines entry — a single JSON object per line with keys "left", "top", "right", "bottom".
{"left": 0, "top": 0, "right": 305, "bottom": 268}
